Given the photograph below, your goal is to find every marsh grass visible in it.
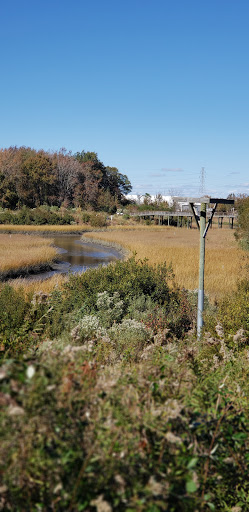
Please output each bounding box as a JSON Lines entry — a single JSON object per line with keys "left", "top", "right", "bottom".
{"left": 0, "top": 234, "right": 57, "bottom": 274}
{"left": 83, "top": 226, "right": 248, "bottom": 301}
{"left": 9, "top": 273, "right": 68, "bottom": 296}
{"left": 0, "top": 223, "right": 93, "bottom": 233}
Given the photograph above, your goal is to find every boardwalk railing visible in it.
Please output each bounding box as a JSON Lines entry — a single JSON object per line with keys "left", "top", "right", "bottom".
{"left": 131, "top": 211, "right": 237, "bottom": 228}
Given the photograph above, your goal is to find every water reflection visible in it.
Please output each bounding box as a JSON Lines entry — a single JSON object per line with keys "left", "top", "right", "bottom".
{"left": 53, "top": 235, "right": 120, "bottom": 272}
{"left": 27, "top": 235, "right": 121, "bottom": 281}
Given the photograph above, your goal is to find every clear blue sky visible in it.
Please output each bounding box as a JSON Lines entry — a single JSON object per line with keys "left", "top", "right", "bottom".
{"left": 1, "top": 0, "right": 248, "bottom": 197}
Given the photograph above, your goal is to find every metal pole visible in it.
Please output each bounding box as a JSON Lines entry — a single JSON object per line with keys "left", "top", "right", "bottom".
{"left": 197, "top": 202, "right": 206, "bottom": 339}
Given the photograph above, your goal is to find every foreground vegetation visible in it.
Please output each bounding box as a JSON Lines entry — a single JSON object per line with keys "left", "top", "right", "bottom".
{"left": 0, "top": 195, "right": 248, "bottom": 511}
{"left": 1, "top": 254, "right": 249, "bottom": 511}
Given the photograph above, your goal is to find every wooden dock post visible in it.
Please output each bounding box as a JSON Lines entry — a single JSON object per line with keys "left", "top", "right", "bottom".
{"left": 218, "top": 216, "right": 223, "bottom": 228}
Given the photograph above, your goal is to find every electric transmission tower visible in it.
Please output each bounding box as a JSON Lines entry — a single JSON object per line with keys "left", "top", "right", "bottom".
{"left": 199, "top": 167, "right": 206, "bottom": 195}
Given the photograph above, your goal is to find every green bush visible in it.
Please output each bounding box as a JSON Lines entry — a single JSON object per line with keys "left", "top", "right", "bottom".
{"left": 1, "top": 255, "right": 249, "bottom": 510}
{"left": 82, "top": 211, "right": 91, "bottom": 223}
{"left": 89, "top": 213, "right": 107, "bottom": 227}
{"left": 0, "top": 211, "right": 16, "bottom": 224}
{"left": 61, "top": 257, "right": 175, "bottom": 315}
{"left": 109, "top": 318, "right": 150, "bottom": 361}
{"left": 0, "top": 285, "right": 32, "bottom": 354}
{"left": 236, "top": 196, "right": 249, "bottom": 247}
{"left": 71, "top": 314, "right": 106, "bottom": 342}
{"left": 2, "top": 340, "right": 249, "bottom": 511}
{"left": 43, "top": 258, "right": 194, "bottom": 343}
{"left": 96, "top": 291, "right": 124, "bottom": 327}
{"left": 0, "top": 207, "right": 74, "bottom": 225}
{"left": 217, "top": 279, "right": 249, "bottom": 340}
{"left": 0, "top": 285, "right": 28, "bottom": 332}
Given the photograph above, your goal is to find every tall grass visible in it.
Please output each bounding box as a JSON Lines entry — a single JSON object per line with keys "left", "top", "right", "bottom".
{"left": 0, "top": 223, "right": 93, "bottom": 233}
{"left": 0, "top": 234, "right": 57, "bottom": 274}
{"left": 9, "top": 273, "right": 68, "bottom": 296}
{"left": 83, "top": 226, "right": 248, "bottom": 300}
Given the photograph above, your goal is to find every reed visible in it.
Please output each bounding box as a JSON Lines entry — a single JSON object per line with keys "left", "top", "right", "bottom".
{"left": 9, "top": 273, "right": 68, "bottom": 296}
{"left": 0, "top": 234, "right": 57, "bottom": 274}
{"left": 83, "top": 226, "right": 248, "bottom": 301}
{"left": 0, "top": 224, "right": 93, "bottom": 233}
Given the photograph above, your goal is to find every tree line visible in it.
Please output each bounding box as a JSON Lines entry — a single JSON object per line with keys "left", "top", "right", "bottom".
{"left": 0, "top": 147, "right": 132, "bottom": 211}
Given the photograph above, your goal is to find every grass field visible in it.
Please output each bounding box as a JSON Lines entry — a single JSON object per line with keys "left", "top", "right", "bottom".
{"left": 0, "top": 223, "right": 93, "bottom": 233}
{"left": 83, "top": 225, "right": 248, "bottom": 301}
{"left": 0, "top": 233, "right": 57, "bottom": 275}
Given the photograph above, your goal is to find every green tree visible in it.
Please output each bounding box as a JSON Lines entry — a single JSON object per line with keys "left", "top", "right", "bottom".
{"left": 105, "top": 166, "right": 132, "bottom": 200}
{"left": 17, "top": 151, "right": 56, "bottom": 207}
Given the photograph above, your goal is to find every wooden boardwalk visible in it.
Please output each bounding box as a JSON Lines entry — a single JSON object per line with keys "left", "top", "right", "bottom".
{"left": 132, "top": 211, "right": 237, "bottom": 228}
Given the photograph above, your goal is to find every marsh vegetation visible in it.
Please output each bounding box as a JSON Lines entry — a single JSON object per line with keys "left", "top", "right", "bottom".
{"left": 0, "top": 234, "right": 57, "bottom": 278}
{"left": 83, "top": 225, "right": 248, "bottom": 301}
{"left": 0, "top": 209, "right": 248, "bottom": 511}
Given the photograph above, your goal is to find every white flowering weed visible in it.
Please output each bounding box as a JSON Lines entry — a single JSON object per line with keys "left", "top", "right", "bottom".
{"left": 96, "top": 291, "right": 124, "bottom": 327}
{"left": 71, "top": 315, "right": 106, "bottom": 343}
{"left": 110, "top": 318, "right": 149, "bottom": 344}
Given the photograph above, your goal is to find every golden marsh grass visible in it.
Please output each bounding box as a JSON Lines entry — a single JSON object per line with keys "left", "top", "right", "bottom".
{"left": 83, "top": 226, "right": 248, "bottom": 301}
{"left": 0, "top": 234, "right": 57, "bottom": 273}
{"left": 0, "top": 224, "right": 92, "bottom": 233}
{"left": 10, "top": 273, "right": 68, "bottom": 296}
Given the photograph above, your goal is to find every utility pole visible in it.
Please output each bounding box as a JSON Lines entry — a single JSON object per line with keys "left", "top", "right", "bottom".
{"left": 173, "top": 196, "right": 234, "bottom": 339}
{"left": 197, "top": 202, "right": 206, "bottom": 339}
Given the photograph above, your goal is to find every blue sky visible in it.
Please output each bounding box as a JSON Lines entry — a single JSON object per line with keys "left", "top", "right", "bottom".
{"left": 0, "top": 0, "right": 248, "bottom": 197}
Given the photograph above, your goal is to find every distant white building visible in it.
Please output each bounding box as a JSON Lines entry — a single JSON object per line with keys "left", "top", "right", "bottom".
{"left": 126, "top": 194, "right": 174, "bottom": 206}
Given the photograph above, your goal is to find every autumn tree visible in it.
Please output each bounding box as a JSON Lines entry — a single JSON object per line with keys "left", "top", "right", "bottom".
{"left": 16, "top": 150, "right": 56, "bottom": 207}
{"left": 105, "top": 166, "right": 132, "bottom": 200}
{"left": 54, "top": 149, "right": 82, "bottom": 207}
{"left": 0, "top": 146, "right": 132, "bottom": 210}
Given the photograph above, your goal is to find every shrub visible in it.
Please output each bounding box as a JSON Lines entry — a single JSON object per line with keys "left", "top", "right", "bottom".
{"left": 236, "top": 195, "right": 249, "bottom": 247}
{"left": 71, "top": 314, "right": 106, "bottom": 342}
{"left": 0, "top": 207, "right": 74, "bottom": 225}
{"left": 89, "top": 213, "right": 107, "bottom": 227}
{"left": 126, "top": 293, "right": 156, "bottom": 321}
{"left": 0, "top": 211, "right": 15, "bottom": 224}
{"left": 42, "top": 257, "right": 192, "bottom": 342}
{"left": 82, "top": 211, "right": 91, "bottom": 223}
{"left": 2, "top": 252, "right": 249, "bottom": 510}
{"left": 2, "top": 341, "right": 249, "bottom": 511}
{"left": 109, "top": 318, "right": 150, "bottom": 361}
{"left": 60, "top": 257, "right": 176, "bottom": 318}
{"left": 217, "top": 279, "right": 249, "bottom": 340}
{"left": 96, "top": 291, "right": 124, "bottom": 327}
{"left": 0, "top": 285, "right": 28, "bottom": 333}
{"left": 0, "top": 285, "right": 31, "bottom": 355}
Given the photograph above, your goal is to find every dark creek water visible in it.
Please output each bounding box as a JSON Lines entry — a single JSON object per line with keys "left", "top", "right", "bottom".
{"left": 29, "top": 235, "right": 122, "bottom": 281}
